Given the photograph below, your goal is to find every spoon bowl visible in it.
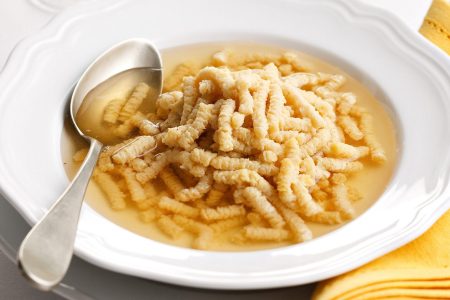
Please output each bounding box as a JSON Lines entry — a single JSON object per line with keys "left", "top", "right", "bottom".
{"left": 17, "top": 38, "right": 162, "bottom": 291}
{"left": 72, "top": 39, "right": 162, "bottom": 144}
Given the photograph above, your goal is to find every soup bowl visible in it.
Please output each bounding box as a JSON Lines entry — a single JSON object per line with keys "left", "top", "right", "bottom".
{"left": 0, "top": 0, "right": 449, "bottom": 289}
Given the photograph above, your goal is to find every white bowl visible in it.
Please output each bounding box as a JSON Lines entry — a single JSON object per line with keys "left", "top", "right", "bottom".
{"left": 0, "top": 0, "right": 449, "bottom": 290}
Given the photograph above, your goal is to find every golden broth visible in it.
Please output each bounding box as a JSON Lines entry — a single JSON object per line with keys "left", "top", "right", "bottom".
{"left": 61, "top": 42, "right": 397, "bottom": 251}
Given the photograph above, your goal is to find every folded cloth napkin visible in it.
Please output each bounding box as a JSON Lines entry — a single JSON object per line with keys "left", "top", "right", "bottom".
{"left": 313, "top": 213, "right": 450, "bottom": 299}
{"left": 420, "top": 0, "right": 450, "bottom": 55}
{"left": 313, "top": 1, "right": 450, "bottom": 299}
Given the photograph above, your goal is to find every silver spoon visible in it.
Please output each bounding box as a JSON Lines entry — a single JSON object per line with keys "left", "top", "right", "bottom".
{"left": 17, "top": 38, "right": 162, "bottom": 291}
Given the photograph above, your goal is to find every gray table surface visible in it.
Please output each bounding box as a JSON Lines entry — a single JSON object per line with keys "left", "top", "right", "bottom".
{"left": 0, "top": 0, "right": 430, "bottom": 299}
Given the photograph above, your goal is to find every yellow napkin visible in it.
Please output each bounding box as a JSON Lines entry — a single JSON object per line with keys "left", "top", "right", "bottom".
{"left": 420, "top": 0, "right": 450, "bottom": 55}
{"left": 313, "top": 1, "right": 450, "bottom": 299}
{"left": 313, "top": 213, "right": 450, "bottom": 299}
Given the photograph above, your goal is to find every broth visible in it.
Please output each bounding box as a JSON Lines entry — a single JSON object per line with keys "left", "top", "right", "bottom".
{"left": 61, "top": 42, "right": 397, "bottom": 251}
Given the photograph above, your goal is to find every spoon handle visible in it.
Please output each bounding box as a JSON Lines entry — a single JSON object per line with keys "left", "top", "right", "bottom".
{"left": 17, "top": 139, "right": 103, "bottom": 291}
